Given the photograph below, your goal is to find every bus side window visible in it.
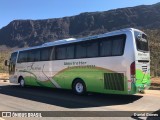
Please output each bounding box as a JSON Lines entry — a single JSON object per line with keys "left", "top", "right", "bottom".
{"left": 76, "top": 42, "right": 87, "bottom": 58}
{"left": 86, "top": 41, "right": 99, "bottom": 57}
{"left": 40, "top": 47, "right": 52, "bottom": 61}
{"left": 17, "top": 51, "right": 28, "bottom": 63}
{"left": 66, "top": 44, "right": 74, "bottom": 59}
{"left": 100, "top": 39, "right": 112, "bottom": 57}
{"left": 51, "top": 47, "right": 55, "bottom": 60}
{"left": 28, "top": 50, "right": 40, "bottom": 62}
{"left": 56, "top": 46, "right": 66, "bottom": 60}
{"left": 100, "top": 35, "right": 126, "bottom": 57}
{"left": 112, "top": 38, "right": 125, "bottom": 56}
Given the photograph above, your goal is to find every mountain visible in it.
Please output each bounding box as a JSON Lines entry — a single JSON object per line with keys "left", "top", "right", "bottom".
{"left": 0, "top": 2, "right": 160, "bottom": 48}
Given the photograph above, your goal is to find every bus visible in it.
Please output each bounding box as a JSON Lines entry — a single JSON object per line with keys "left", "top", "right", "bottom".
{"left": 5, "top": 28, "right": 150, "bottom": 95}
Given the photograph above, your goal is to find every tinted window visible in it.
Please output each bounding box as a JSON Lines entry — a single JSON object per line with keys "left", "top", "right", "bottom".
{"left": 28, "top": 49, "right": 40, "bottom": 62}
{"left": 76, "top": 42, "right": 87, "bottom": 58}
{"left": 75, "top": 41, "right": 99, "bottom": 58}
{"left": 134, "top": 31, "right": 148, "bottom": 51}
{"left": 17, "top": 51, "right": 28, "bottom": 63}
{"left": 112, "top": 38, "right": 125, "bottom": 56}
{"left": 100, "top": 35, "right": 126, "bottom": 56}
{"left": 41, "top": 47, "right": 52, "bottom": 61}
{"left": 100, "top": 39, "right": 112, "bottom": 56}
{"left": 56, "top": 46, "right": 66, "bottom": 60}
{"left": 28, "top": 51, "right": 33, "bottom": 62}
{"left": 66, "top": 45, "right": 74, "bottom": 59}
{"left": 17, "top": 34, "right": 126, "bottom": 62}
{"left": 51, "top": 47, "right": 55, "bottom": 60}
{"left": 87, "top": 41, "right": 99, "bottom": 57}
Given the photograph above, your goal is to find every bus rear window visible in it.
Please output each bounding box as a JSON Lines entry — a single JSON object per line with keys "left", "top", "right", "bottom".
{"left": 134, "top": 31, "right": 149, "bottom": 52}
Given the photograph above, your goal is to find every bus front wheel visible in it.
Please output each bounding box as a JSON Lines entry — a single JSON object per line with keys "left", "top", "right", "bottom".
{"left": 72, "top": 79, "right": 86, "bottom": 95}
{"left": 19, "top": 77, "right": 25, "bottom": 87}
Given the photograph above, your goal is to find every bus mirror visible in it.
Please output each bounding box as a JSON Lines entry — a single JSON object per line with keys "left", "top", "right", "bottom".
{"left": 4, "top": 60, "right": 9, "bottom": 66}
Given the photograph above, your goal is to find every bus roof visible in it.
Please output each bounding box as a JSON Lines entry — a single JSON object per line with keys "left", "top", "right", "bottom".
{"left": 14, "top": 28, "right": 143, "bottom": 52}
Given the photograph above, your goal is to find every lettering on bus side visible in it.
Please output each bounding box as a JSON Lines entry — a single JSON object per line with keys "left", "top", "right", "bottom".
{"left": 64, "top": 61, "right": 87, "bottom": 66}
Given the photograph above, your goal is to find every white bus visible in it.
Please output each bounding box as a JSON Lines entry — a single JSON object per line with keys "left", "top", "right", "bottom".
{"left": 6, "top": 28, "right": 150, "bottom": 95}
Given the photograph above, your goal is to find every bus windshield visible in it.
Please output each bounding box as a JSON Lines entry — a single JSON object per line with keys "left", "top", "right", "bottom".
{"left": 134, "top": 31, "right": 149, "bottom": 52}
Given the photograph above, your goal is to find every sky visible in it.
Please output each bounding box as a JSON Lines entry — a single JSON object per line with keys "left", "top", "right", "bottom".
{"left": 0, "top": 0, "right": 160, "bottom": 29}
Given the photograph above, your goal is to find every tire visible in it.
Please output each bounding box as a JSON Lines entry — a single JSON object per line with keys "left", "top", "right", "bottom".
{"left": 19, "top": 78, "right": 25, "bottom": 87}
{"left": 73, "top": 79, "right": 86, "bottom": 95}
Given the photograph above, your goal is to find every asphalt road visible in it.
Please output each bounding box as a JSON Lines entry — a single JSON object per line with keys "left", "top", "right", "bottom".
{"left": 0, "top": 80, "right": 160, "bottom": 120}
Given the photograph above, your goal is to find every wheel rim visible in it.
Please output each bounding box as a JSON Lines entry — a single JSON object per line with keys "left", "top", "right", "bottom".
{"left": 20, "top": 79, "right": 25, "bottom": 87}
{"left": 75, "top": 82, "right": 83, "bottom": 93}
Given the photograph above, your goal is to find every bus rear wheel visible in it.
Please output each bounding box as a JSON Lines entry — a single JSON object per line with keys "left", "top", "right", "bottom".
{"left": 73, "top": 79, "right": 86, "bottom": 95}
{"left": 19, "top": 78, "right": 25, "bottom": 87}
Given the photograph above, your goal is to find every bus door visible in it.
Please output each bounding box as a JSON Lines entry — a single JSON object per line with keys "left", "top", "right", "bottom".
{"left": 9, "top": 52, "right": 18, "bottom": 82}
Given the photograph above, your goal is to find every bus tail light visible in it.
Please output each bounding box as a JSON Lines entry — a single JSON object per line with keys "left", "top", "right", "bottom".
{"left": 129, "top": 62, "right": 136, "bottom": 89}
{"left": 130, "top": 62, "right": 135, "bottom": 75}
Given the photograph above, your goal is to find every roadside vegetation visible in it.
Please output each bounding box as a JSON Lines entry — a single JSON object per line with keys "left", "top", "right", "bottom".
{"left": 0, "top": 50, "right": 10, "bottom": 73}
